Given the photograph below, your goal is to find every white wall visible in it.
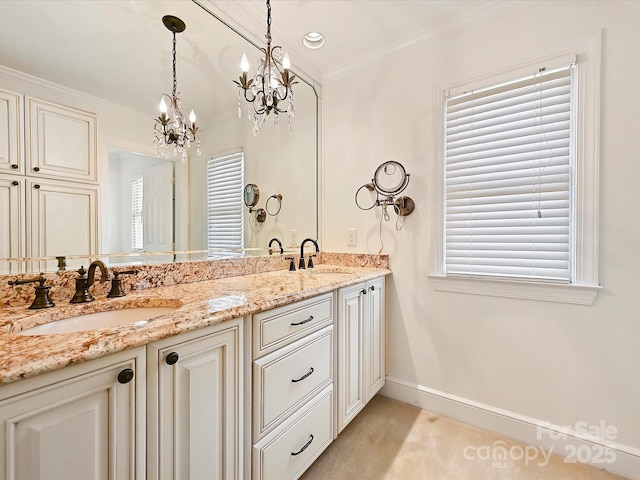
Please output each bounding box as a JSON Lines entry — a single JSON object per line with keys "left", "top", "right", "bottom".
{"left": 322, "top": 1, "right": 640, "bottom": 476}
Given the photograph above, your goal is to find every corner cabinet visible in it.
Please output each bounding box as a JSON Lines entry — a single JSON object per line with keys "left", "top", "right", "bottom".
{"left": 146, "top": 318, "right": 244, "bottom": 480}
{"left": 337, "top": 277, "right": 386, "bottom": 432}
{"left": 0, "top": 347, "right": 146, "bottom": 480}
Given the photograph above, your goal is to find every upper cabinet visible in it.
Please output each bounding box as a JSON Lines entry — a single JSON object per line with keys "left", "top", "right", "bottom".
{"left": 26, "top": 97, "right": 97, "bottom": 183}
{"left": 0, "top": 89, "right": 99, "bottom": 271}
{"left": 0, "top": 89, "right": 23, "bottom": 175}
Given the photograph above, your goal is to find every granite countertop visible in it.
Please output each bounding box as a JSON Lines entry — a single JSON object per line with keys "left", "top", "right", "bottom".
{"left": 0, "top": 265, "right": 390, "bottom": 385}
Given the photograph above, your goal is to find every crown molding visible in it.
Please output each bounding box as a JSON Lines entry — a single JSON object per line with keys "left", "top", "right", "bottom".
{"left": 326, "top": 1, "right": 537, "bottom": 82}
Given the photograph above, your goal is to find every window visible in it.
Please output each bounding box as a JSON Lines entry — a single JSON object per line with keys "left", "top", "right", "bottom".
{"left": 430, "top": 34, "right": 601, "bottom": 305}
{"left": 131, "top": 176, "right": 143, "bottom": 251}
{"left": 445, "top": 67, "right": 573, "bottom": 282}
{"left": 206, "top": 152, "right": 244, "bottom": 257}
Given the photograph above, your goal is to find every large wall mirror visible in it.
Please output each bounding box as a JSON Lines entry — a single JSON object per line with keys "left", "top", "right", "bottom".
{"left": 0, "top": 0, "right": 319, "bottom": 274}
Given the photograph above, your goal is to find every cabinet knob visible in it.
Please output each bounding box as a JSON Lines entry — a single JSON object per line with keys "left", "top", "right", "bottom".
{"left": 33, "top": 166, "right": 40, "bottom": 172}
{"left": 33, "top": 184, "right": 40, "bottom": 189}
{"left": 165, "top": 351, "right": 179, "bottom": 365}
{"left": 117, "top": 368, "right": 134, "bottom": 384}
{"left": 370, "top": 285, "right": 375, "bottom": 291}
{"left": 11, "top": 164, "right": 19, "bottom": 169}
{"left": 361, "top": 288, "right": 367, "bottom": 295}
{"left": 11, "top": 181, "right": 19, "bottom": 186}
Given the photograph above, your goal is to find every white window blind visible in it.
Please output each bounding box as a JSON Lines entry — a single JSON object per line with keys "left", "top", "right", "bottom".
{"left": 131, "top": 176, "right": 143, "bottom": 251}
{"left": 207, "top": 152, "right": 244, "bottom": 256}
{"left": 444, "top": 66, "right": 574, "bottom": 282}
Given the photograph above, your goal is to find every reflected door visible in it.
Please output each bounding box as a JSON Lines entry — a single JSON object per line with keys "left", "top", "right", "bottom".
{"left": 143, "top": 161, "right": 173, "bottom": 252}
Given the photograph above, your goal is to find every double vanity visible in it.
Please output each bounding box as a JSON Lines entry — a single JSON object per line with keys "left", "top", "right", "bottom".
{"left": 0, "top": 254, "right": 389, "bottom": 479}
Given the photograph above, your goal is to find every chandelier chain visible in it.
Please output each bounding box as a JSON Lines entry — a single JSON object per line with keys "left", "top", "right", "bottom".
{"left": 266, "top": 0, "right": 272, "bottom": 44}
{"left": 172, "top": 32, "right": 178, "bottom": 98}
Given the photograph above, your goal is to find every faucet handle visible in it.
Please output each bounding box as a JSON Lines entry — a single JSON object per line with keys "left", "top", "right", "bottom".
{"left": 307, "top": 254, "right": 317, "bottom": 269}
{"left": 8, "top": 274, "right": 55, "bottom": 309}
{"left": 107, "top": 270, "right": 138, "bottom": 298}
{"left": 284, "top": 256, "right": 296, "bottom": 271}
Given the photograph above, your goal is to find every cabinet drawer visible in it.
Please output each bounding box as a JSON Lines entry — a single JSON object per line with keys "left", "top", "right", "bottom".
{"left": 253, "top": 326, "right": 333, "bottom": 440}
{"left": 253, "top": 292, "right": 333, "bottom": 358}
{"left": 253, "top": 387, "right": 333, "bottom": 480}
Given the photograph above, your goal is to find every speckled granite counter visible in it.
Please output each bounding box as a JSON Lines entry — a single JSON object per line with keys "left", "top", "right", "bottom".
{"left": 0, "top": 264, "right": 390, "bottom": 385}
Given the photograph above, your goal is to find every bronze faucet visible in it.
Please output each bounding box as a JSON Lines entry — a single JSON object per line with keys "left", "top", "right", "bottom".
{"left": 268, "top": 237, "right": 284, "bottom": 255}
{"left": 70, "top": 260, "right": 110, "bottom": 303}
{"left": 299, "top": 238, "right": 320, "bottom": 269}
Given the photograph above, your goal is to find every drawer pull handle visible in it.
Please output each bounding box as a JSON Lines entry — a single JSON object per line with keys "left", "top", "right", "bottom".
{"left": 291, "top": 434, "right": 314, "bottom": 456}
{"left": 291, "top": 367, "right": 314, "bottom": 383}
{"left": 290, "top": 315, "right": 313, "bottom": 326}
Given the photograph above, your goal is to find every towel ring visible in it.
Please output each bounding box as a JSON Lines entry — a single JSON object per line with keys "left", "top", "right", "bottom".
{"left": 266, "top": 194, "right": 283, "bottom": 216}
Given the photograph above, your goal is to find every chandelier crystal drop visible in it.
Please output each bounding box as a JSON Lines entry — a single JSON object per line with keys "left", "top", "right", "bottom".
{"left": 234, "top": 0, "right": 298, "bottom": 135}
{"left": 153, "top": 15, "right": 201, "bottom": 162}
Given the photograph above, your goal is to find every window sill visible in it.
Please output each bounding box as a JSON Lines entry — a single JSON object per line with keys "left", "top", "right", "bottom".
{"left": 428, "top": 275, "right": 601, "bottom": 305}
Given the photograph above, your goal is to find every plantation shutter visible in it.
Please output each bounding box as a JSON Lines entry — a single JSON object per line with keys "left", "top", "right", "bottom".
{"left": 207, "top": 152, "right": 244, "bottom": 256}
{"left": 444, "top": 66, "right": 574, "bottom": 282}
{"left": 131, "top": 176, "right": 143, "bottom": 251}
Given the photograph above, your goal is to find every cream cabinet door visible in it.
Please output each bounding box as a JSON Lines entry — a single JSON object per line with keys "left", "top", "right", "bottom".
{"left": 147, "top": 319, "right": 243, "bottom": 480}
{"left": 0, "top": 348, "right": 145, "bottom": 480}
{"left": 337, "top": 283, "right": 365, "bottom": 432}
{"left": 337, "top": 278, "right": 386, "bottom": 433}
{"left": 26, "top": 178, "right": 98, "bottom": 271}
{"left": 0, "top": 176, "right": 23, "bottom": 273}
{"left": 0, "top": 90, "right": 23, "bottom": 175}
{"left": 365, "top": 277, "right": 385, "bottom": 402}
{"left": 26, "top": 97, "right": 97, "bottom": 183}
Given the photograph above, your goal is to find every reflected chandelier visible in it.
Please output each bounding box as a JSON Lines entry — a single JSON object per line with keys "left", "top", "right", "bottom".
{"left": 234, "top": 0, "right": 298, "bottom": 135}
{"left": 153, "top": 15, "right": 201, "bottom": 162}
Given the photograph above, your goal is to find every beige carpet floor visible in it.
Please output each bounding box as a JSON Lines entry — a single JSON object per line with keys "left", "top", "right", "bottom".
{"left": 301, "top": 395, "right": 626, "bottom": 480}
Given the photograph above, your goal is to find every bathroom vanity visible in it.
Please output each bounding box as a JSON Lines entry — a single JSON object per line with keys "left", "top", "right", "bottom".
{"left": 0, "top": 258, "right": 389, "bottom": 480}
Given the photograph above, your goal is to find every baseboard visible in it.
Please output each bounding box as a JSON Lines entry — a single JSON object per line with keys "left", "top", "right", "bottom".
{"left": 380, "top": 377, "right": 640, "bottom": 480}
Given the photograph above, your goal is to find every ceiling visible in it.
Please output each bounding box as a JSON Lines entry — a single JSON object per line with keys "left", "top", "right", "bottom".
{"left": 212, "top": 0, "right": 533, "bottom": 81}
{"left": 0, "top": 0, "right": 532, "bottom": 122}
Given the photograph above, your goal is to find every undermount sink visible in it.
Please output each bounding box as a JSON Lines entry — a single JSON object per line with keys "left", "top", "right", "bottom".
{"left": 16, "top": 306, "right": 179, "bottom": 336}
{"left": 305, "top": 267, "right": 357, "bottom": 275}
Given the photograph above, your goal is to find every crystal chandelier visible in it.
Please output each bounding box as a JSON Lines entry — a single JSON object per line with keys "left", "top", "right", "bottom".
{"left": 153, "top": 15, "right": 201, "bottom": 162}
{"left": 234, "top": 0, "right": 298, "bottom": 135}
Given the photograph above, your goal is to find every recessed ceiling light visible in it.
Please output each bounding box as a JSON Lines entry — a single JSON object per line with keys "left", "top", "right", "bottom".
{"left": 302, "top": 32, "right": 325, "bottom": 49}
